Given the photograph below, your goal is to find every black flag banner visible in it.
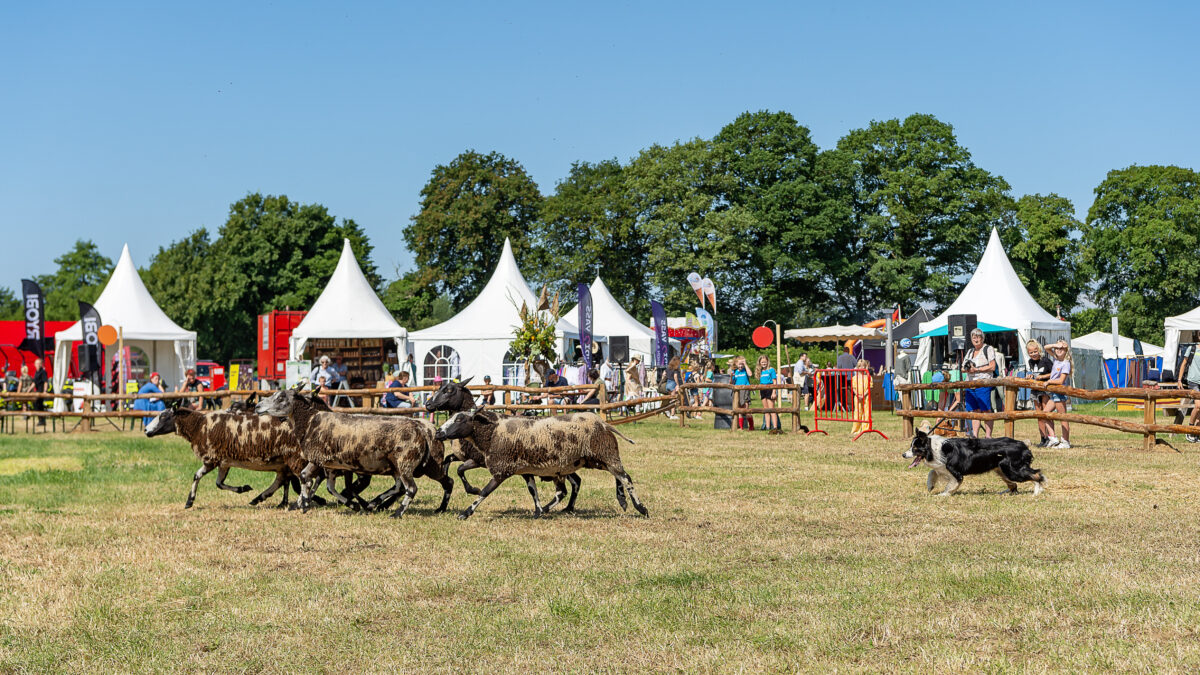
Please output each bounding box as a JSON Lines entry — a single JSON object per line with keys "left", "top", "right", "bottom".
{"left": 18, "top": 279, "right": 46, "bottom": 353}
{"left": 78, "top": 301, "right": 102, "bottom": 375}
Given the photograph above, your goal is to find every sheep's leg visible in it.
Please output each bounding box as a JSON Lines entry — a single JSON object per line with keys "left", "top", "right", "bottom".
{"left": 389, "top": 474, "right": 419, "bottom": 519}
{"left": 614, "top": 476, "right": 628, "bottom": 511}
{"left": 542, "top": 477, "right": 568, "bottom": 512}
{"left": 298, "top": 462, "right": 321, "bottom": 513}
{"left": 249, "top": 471, "right": 287, "bottom": 506}
{"left": 185, "top": 461, "right": 217, "bottom": 508}
{"left": 214, "top": 466, "right": 253, "bottom": 494}
{"left": 367, "top": 477, "right": 404, "bottom": 512}
{"left": 432, "top": 473, "right": 454, "bottom": 514}
{"left": 458, "top": 474, "right": 508, "bottom": 520}
{"left": 342, "top": 473, "right": 371, "bottom": 511}
{"left": 523, "top": 475, "right": 544, "bottom": 517}
{"left": 276, "top": 475, "right": 292, "bottom": 509}
{"left": 325, "top": 474, "right": 363, "bottom": 512}
{"left": 456, "top": 459, "right": 483, "bottom": 495}
{"left": 563, "top": 473, "right": 582, "bottom": 513}
{"left": 611, "top": 469, "right": 649, "bottom": 517}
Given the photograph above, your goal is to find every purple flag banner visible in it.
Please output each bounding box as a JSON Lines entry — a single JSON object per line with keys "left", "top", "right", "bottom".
{"left": 18, "top": 279, "right": 46, "bottom": 354}
{"left": 578, "top": 282, "right": 594, "bottom": 369}
{"left": 651, "top": 300, "right": 669, "bottom": 368}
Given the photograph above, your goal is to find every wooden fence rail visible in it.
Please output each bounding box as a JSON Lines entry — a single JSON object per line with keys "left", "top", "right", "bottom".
{"left": 896, "top": 377, "right": 1198, "bottom": 450}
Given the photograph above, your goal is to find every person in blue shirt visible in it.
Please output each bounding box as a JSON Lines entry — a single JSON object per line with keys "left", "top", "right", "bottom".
{"left": 731, "top": 356, "right": 752, "bottom": 429}
{"left": 757, "top": 355, "right": 780, "bottom": 433}
{"left": 133, "top": 372, "right": 167, "bottom": 426}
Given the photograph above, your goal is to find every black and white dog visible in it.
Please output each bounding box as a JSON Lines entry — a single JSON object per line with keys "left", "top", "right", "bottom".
{"left": 902, "top": 429, "right": 1046, "bottom": 496}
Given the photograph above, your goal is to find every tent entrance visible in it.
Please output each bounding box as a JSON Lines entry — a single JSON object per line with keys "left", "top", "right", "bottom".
{"left": 305, "top": 338, "right": 396, "bottom": 388}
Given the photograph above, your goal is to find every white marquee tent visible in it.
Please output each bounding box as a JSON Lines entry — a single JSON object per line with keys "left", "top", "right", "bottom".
{"left": 916, "top": 228, "right": 1070, "bottom": 371}
{"left": 561, "top": 276, "right": 656, "bottom": 362}
{"left": 1162, "top": 306, "right": 1200, "bottom": 375}
{"left": 1072, "top": 331, "right": 1163, "bottom": 360}
{"left": 52, "top": 244, "right": 197, "bottom": 408}
{"left": 407, "top": 238, "right": 579, "bottom": 385}
{"left": 289, "top": 238, "right": 408, "bottom": 361}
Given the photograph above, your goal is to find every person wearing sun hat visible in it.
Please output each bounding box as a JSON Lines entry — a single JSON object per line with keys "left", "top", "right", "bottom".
{"left": 1044, "top": 339, "right": 1073, "bottom": 448}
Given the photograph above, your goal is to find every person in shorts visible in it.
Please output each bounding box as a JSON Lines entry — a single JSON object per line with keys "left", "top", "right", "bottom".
{"left": 1044, "top": 339, "right": 1073, "bottom": 448}
{"left": 1025, "top": 340, "right": 1056, "bottom": 446}
{"left": 1177, "top": 342, "right": 1200, "bottom": 442}
{"left": 756, "top": 355, "right": 780, "bottom": 434}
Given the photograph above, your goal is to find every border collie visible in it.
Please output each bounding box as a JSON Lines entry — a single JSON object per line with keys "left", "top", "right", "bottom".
{"left": 902, "top": 429, "right": 1046, "bottom": 496}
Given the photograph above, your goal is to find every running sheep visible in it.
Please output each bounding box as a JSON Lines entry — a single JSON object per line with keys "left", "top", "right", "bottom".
{"left": 434, "top": 407, "right": 648, "bottom": 520}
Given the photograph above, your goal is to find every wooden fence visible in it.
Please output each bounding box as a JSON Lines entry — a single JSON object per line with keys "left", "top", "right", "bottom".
{"left": 896, "top": 377, "right": 1200, "bottom": 450}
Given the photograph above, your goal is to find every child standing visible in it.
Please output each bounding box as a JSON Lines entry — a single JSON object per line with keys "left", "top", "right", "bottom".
{"left": 731, "top": 356, "right": 752, "bottom": 429}
{"left": 756, "top": 355, "right": 780, "bottom": 434}
{"left": 850, "top": 358, "right": 872, "bottom": 437}
{"left": 1045, "top": 340, "right": 1073, "bottom": 448}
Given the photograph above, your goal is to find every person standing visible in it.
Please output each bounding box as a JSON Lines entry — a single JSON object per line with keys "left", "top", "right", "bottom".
{"left": 31, "top": 358, "right": 49, "bottom": 426}
{"left": 731, "top": 356, "right": 752, "bottom": 429}
{"left": 18, "top": 365, "right": 34, "bottom": 414}
{"left": 835, "top": 347, "right": 856, "bottom": 411}
{"left": 663, "top": 357, "right": 683, "bottom": 420}
{"left": 310, "top": 355, "right": 334, "bottom": 386}
{"left": 756, "top": 355, "right": 780, "bottom": 434}
{"left": 331, "top": 356, "right": 348, "bottom": 386}
{"left": 960, "top": 328, "right": 997, "bottom": 438}
{"left": 850, "top": 358, "right": 873, "bottom": 437}
{"left": 1025, "top": 340, "right": 1056, "bottom": 446}
{"left": 1177, "top": 342, "right": 1200, "bottom": 443}
{"left": 1045, "top": 340, "right": 1073, "bottom": 448}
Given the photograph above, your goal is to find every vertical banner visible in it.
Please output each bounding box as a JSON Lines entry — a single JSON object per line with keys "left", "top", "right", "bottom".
{"left": 651, "top": 300, "right": 668, "bottom": 368}
{"left": 19, "top": 279, "right": 46, "bottom": 354}
{"left": 701, "top": 277, "right": 716, "bottom": 312}
{"left": 578, "top": 282, "right": 594, "bottom": 370}
{"left": 78, "top": 301, "right": 102, "bottom": 375}
{"left": 696, "top": 308, "right": 717, "bottom": 352}
{"left": 687, "top": 272, "right": 704, "bottom": 308}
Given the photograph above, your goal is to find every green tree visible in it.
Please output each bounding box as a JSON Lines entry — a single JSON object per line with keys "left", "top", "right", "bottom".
{"left": 144, "top": 194, "right": 377, "bottom": 362}
{"left": 0, "top": 287, "right": 21, "bottom": 321}
{"left": 1082, "top": 165, "right": 1200, "bottom": 342}
{"left": 404, "top": 151, "right": 542, "bottom": 309}
{"left": 814, "top": 114, "right": 1012, "bottom": 320}
{"left": 1002, "top": 193, "right": 1087, "bottom": 314}
{"left": 531, "top": 159, "right": 648, "bottom": 314}
{"left": 1068, "top": 307, "right": 1112, "bottom": 337}
{"left": 34, "top": 240, "right": 114, "bottom": 321}
{"left": 380, "top": 270, "right": 454, "bottom": 330}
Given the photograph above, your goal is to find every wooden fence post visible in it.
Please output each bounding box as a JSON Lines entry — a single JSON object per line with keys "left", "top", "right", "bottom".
{"left": 792, "top": 383, "right": 800, "bottom": 433}
{"left": 1144, "top": 393, "right": 1155, "bottom": 451}
{"left": 1004, "top": 386, "right": 1016, "bottom": 438}
{"left": 900, "top": 385, "right": 914, "bottom": 438}
{"left": 677, "top": 387, "right": 686, "bottom": 427}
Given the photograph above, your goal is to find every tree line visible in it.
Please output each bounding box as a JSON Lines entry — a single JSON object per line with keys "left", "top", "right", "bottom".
{"left": 3, "top": 111, "right": 1197, "bottom": 362}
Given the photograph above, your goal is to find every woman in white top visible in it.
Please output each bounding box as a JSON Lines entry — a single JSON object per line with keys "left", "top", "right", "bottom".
{"left": 960, "top": 328, "right": 997, "bottom": 438}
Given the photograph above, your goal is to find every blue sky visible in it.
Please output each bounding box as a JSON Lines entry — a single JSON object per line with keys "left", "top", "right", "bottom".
{"left": 2, "top": 1, "right": 1197, "bottom": 288}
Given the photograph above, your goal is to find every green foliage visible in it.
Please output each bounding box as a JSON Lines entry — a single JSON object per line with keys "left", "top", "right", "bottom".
{"left": 34, "top": 240, "right": 114, "bottom": 321}
{"left": 404, "top": 151, "right": 542, "bottom": 310}
{"left": 380, "top": 270, "right": 454, "bottom": 330}
{"left": 0, "top": 287, "right": 21, "bottom": 321}
{"left": 1068, "top": 307, "right": 1112, "bottom": 337}
{"left": 1082, "top": 165, "right": 1200, "bottom": 342}
{"left": 1003, "top": 193, "right": 1086, "bottom": 314}
{"left": 144, "top": 194, "right": 377, "bottom": 362}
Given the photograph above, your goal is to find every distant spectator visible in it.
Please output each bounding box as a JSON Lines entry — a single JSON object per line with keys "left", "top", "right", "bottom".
{"left": 31, "top": 358, "right": 48, "bottom": 426}
{"left": 836, "top": 347, "right": 856, "bottom": 370}
{"left": 1025, "top": 340, "right": 1056, "bottom": 446}
{"left": 1180, "top": 342, "right": 1200, "bottom": 444}
{"left": 731, "top": 356, "right": 752, "bottom": 429}
{"left": 757, "top": 355, "right": 780, "bottom": 433}
{"left": 960, "top": 328, "right": 997, "bottom": 438}
{"left": 310, "top": 355, "right": 334, "bottom": 387}
{"left": 18, "top": 365, "right": 33, "bottom": 413}
{"left": 403, "top": 353, "right": 418, "bottom": 384}
{"left": 850, "top": 358, "right": 872, "bottom": 437}
{"left": 480, "top": 375, "right": 496, "bottom": 406}
{"left": 177, "top": 368, "right": 203, "bottom": 410}
{"left": 581, "top": 369, "right": 603, "bottom": 406}
{"left": 331, "top": 356, "right": 348, "bottom": 386}
{"left": 133, "top": 372, "right": 166, "bottom": 426}
{"left": 1045, "top": 340, "right": 1073, "bottom": 448}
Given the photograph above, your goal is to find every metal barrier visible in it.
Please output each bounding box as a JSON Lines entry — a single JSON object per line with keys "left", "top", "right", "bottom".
{"left": 808, "top": 368, "right": 887, "bottom": 440}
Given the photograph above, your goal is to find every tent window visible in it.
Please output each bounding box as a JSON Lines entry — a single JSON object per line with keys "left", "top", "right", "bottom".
{"left": 502, "top": 349, "right": 526, "bottom": 386}
{"left": 423, "top": 345, "right": 461, "bottom": 383}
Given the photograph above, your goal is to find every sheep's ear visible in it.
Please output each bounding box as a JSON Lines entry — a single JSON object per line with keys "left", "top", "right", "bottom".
{"left": 167, "top": 398, "right": 183, "bottom": 411}
{"left": 459, "top": 376, "right": 473, "bottom": 387}
{"left": 245, "top": 392, "right": 257, "bottom": 406}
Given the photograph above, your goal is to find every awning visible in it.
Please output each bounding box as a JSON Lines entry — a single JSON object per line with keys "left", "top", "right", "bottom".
{"left": 914, "top": 321, "right": 1015, "bottom": 340}
{"left": 784, "top": 325, "right": 884, "bottom": 343}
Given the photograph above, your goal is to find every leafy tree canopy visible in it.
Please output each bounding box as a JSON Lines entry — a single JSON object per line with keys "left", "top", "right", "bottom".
{"left": 1002, "top": 193, "right": 1085, "bottom": 315}
{"left": 34, "top": 240, "right": 114, "bottom": 321}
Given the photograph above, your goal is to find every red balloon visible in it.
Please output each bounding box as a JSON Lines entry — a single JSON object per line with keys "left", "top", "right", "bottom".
{"left": 751, "top": 326, "right": 774, "bottom": 348}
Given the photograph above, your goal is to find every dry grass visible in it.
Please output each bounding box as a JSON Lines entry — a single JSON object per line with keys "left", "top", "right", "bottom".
{"left": 1, "top": 406, "right": 1199, "bottom": 673}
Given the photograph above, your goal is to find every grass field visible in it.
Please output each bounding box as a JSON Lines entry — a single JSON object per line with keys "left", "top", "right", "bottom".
{"left": 2, "top": 406, "right": 1199, "bottom": 672}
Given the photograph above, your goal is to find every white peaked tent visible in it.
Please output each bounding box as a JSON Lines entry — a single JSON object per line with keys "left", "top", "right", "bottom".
{"left": 289, "top": 239, "right": 408, "bottom": 360}
{"left": 408, "top": 238, "right": 578, "bottom": 385}
{"left": 561, "top": 276, "right": 656, "bottom": 362}
{"left": 1072, "top": 331, "right": 1163, "bottom": 360}
{"left": 52, "top": 244, "right": 198, "bottom": 405}
{"left": 1162, "top": 307, "right": 1200, "bottom": 375}
{"left": 916, "top": 228, "right": 1070, "bottom": 370}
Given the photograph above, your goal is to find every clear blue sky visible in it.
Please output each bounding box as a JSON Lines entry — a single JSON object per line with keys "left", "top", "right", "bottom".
{"left": 3, "top": 1, "right": 1197, "bottom": 289}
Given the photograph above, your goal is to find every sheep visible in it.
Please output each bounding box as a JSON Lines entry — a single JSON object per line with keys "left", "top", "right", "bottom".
{"left": 434, "top": 407, "right": 648, "bottom": 520}
{"left": 146, "top": 400, "right": 314, "bottom": 509}
{"left": 425, "top": 377, "right": 583, "bottom": 512}
{"left": 254, "top": 389, "right": 452, "bottom": 517}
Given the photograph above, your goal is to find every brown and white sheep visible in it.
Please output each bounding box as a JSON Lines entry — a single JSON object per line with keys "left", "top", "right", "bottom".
{"left": 255, "top": 390, "right": 452, "bottom": 517}
{"left": 434, "top": 407, "right": 648, "bottom": 519}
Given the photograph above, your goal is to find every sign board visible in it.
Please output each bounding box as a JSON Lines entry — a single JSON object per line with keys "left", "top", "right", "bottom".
{"left": 285, "top": 360, "right": 311, "bottom": 389}
{"left": 228, "top": 364, "right": 240, "bottom": 391}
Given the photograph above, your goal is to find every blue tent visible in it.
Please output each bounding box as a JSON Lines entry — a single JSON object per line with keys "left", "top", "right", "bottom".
{"left": 913, "top": 321, "right": 1015, "bottom": 340}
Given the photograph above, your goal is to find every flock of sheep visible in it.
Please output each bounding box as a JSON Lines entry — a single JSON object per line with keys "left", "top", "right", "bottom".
{"left": 145, "top": 378, "right": 648, "bottom": 519}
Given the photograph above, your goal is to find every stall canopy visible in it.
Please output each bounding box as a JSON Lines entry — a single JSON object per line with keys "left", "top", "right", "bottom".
{"left": 560, "top": 276, "right": 656, "bottom": 362}
{"left": 408, "top": 238, "right": 577, "bottom": 386}
{"left": 784, "top": 325, "right": 884, "bottom": 343}
{"left": 1162, "top": 306, "right": 1200, "bottom": 376}
{"left": 890, "top": 308, "right": 933, "bottom": 343}
{"left": 1072, "top": 331, "right": 1163, "bottom": 360}
{"left": 917, "top": 228, "right": 1069, "bottom": 370}
{"left": 52, "top": 244, "right": 197, "bottom": 406}
{"left": 289, "top": 238, "right": 408, "bottom": 360}
{"left": 914, "top": 321, "right": 1015, "bottom": 339}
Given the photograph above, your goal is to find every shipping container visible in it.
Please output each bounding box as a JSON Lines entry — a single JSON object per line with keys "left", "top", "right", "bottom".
{"left": 257, "top": 310, "right": 307, "bottom": 382}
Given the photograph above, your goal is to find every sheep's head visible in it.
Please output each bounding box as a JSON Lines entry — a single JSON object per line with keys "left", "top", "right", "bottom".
{"left": 426, "top": 376, "right": 473, "bottom": 412}
{"left": 435, "top": 406, "right": 493, "bottom": 441}
{"left": 255, "top": 390, "right": 295, "bottom": 418}
{"left": 228, "top": 392, "right": 258, "bottom": 415}
{"left": 145, "top": 399, "right": 186, "bottom": 437}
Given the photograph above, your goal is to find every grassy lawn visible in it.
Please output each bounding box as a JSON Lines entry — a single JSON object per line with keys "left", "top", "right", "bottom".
{"left": 1, "top": 406, "right": 1199, "bottom": 672}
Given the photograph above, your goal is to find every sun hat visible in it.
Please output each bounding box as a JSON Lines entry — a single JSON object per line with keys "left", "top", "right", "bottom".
{"left": 150, "top": 372, "right": 161, "bottom": 379}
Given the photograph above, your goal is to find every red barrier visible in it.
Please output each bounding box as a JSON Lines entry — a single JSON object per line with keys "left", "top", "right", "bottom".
{"left": 808, "top": 368, "right": 887, "bottom": 440}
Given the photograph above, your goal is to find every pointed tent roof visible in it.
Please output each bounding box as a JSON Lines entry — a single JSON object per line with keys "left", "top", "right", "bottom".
{"left": 560, "top": 276, "right": 655, "bottom": 341}
{"left": 291, "top": 239, "right": 406, "bottom": 340}
{"left": 55, "top": 244, "right": 196, "bottom": 341}
{"left": 1072, "top": 331, "right": 1163, "bottom": 360}
{"left": 410, "top": 238, "right": 548, "bottom": 341}
{"left": 922, "top": 228, "right": 1065, "bottom": 333}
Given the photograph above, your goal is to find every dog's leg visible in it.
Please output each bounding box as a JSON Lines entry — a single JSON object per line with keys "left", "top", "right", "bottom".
{"left": 926, "top": 470, "right": 937, "bottom": 493}
{"left": 936, "top": 471, "right": 961, "bottom": 497}
{"left": 993, "top": 467, "right": 1019, "bottom": 494}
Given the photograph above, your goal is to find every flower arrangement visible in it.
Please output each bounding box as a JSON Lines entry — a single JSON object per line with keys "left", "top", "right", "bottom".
{"left": 509, "top": 288, "right": 561, "bottom": 384}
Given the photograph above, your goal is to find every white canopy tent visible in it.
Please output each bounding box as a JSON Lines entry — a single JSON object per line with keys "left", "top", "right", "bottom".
{"left": 1072, "top": 331, "right": 1163, "bottom": 360}
{"left": 52, "top": 244, "right": 197, "bottom": 409}
{"left": 289, "top": 238, "right": 408, "bottom": 361}
{"left": 561, "top": 276, "right": 656, "bottom": 362}
{"left": 408, "top": 238, "right": 577, "bottom": 386}
{"left": 784, "top": 325, "right": 885, "bottom": 343}
{"left": 1162, "top": 307, "right": 1200, "bottom": 375}
{"left": 916, "top": 228, "right": 1070, "bottom": 371}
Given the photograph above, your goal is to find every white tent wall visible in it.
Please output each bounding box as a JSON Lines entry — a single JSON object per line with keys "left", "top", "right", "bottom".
{"left": 1162, "top": 306, "right": 1200, "bottom": 375}
{"left": 561, "top": 276, "right": 657, "bottom": 363}
{"left": 916, "top": 228, "right": 1070, "bottom": 373}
